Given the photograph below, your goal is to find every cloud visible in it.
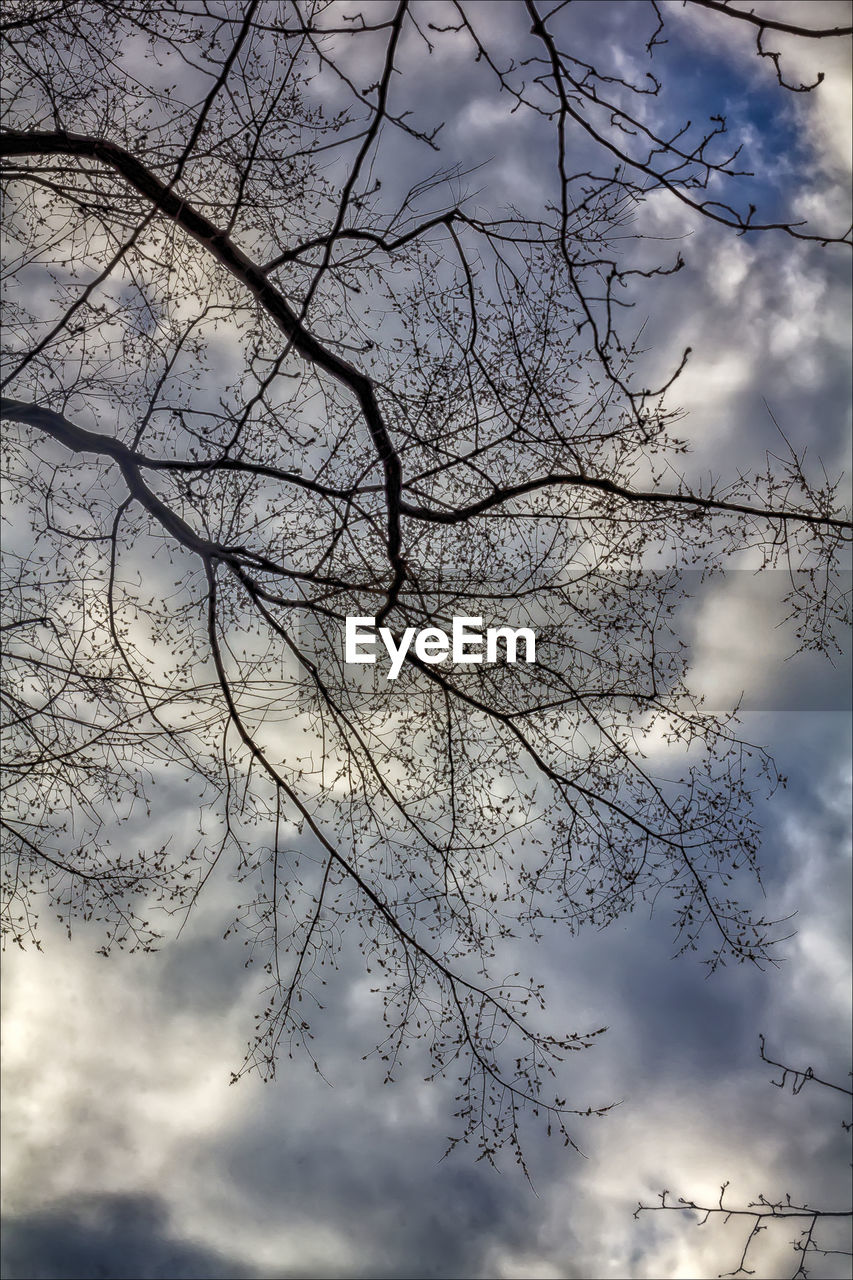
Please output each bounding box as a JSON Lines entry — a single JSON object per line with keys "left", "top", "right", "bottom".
{"left": 3, "top": 702, "right": 849, "bottom": 1278}
{"left": 0, "top": 1194, "right": 261, "bottom": 1280}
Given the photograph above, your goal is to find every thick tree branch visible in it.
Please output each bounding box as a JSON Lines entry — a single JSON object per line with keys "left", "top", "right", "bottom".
{"left": 0, "top": 128, "right": 406, "bottom": 602}
{"left": 687, "top": 0, "right": 852, "bottom": 40}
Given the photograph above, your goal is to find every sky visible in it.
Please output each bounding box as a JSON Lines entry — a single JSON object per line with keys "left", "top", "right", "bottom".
{"left": 1, "top": 3, "right": 851, "bottom": 1279}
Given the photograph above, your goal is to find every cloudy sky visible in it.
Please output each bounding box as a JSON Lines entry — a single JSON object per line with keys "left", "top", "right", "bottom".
{"left": 2, "top": 3, "right": 851, "bottom": 1279}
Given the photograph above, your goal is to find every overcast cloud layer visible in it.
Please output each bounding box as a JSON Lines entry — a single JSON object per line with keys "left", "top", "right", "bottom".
{"left": 2, "top": 4, "right": 851, "bottom": 1279}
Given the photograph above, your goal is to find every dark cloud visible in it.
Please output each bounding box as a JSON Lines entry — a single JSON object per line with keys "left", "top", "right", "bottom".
{"left": 212, "top": 1104, "right": 539, "bottom": 1278}
{"left": 0, "top": 1194, "right": 262, "bottom": 1280}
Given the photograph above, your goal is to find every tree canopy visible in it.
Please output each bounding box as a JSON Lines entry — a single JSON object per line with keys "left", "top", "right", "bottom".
{"left": 1, "top": 0, "right": 850, "bottom": 1168}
